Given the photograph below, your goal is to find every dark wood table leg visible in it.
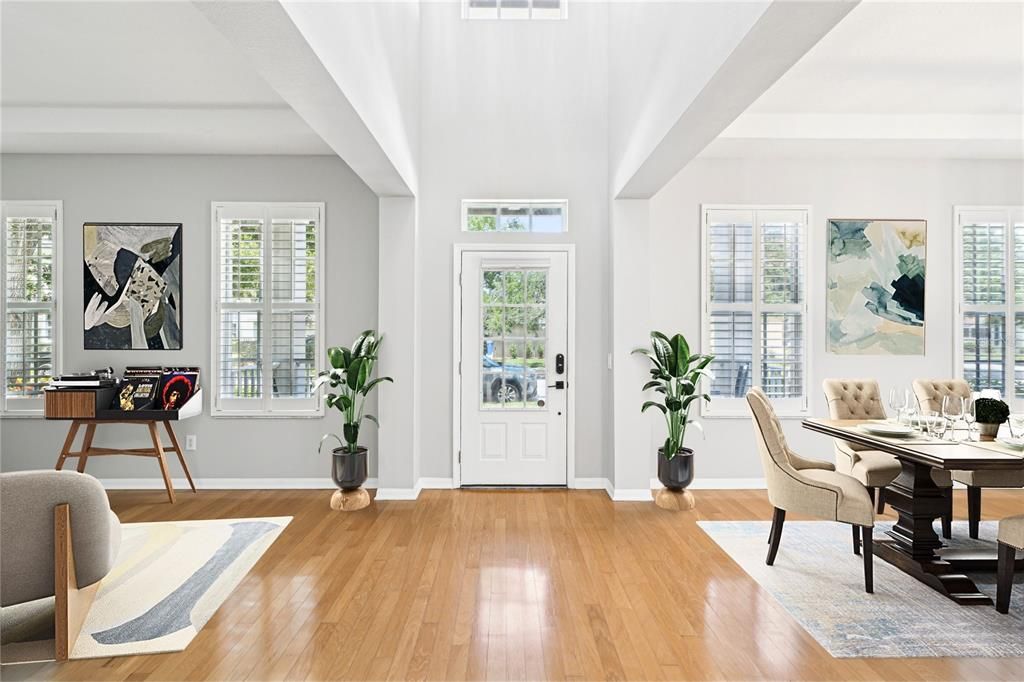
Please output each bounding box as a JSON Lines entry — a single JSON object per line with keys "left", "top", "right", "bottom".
{"left": 874, "top": 459, "right": 993, "bottom": 605}
{"left": 76, "top": 423, "right": 97, "bottom": 473}
{"left": 164, "top": 421, "right": 197, "bottom": 493}
{"left": 55, "top": 421, "right": 81, "bottom": 471}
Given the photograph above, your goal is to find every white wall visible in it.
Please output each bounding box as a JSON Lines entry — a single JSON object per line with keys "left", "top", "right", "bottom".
{"left": 648, "top": 156, "right": 1024, "bottom": 481}
{"left": 608, "top": 0, "right": 769, "bottom": 195}
{"left": 0, "top": 154, "right": 379, "bottom": 482}
{"left": 281, "top": 0, "right": 420, "bottom": 193}
{"left": 415, "top": 1, "right": 612, "bottom": 481}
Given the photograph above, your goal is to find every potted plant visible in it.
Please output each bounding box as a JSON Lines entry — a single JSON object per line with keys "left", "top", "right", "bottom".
{"left": 975, "top": 397, "right": 1009, "bottom": 441}
{"left": 315, "top": 330, "right": 393, "bottom": 495}
{"left": 632, "top": 331, "right": 714, "bottom": 491}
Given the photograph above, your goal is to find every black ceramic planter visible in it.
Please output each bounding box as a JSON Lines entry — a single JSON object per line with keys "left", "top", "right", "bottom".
{"left": 332, "top": 447, "right": 368, "bottom": 490}
{"left": 657, "top": 447, "right": 694, "bottom": 491}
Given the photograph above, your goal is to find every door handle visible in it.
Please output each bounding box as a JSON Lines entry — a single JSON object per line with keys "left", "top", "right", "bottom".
{"left": 552, "top": 380, "right": 566, "bottom": 390}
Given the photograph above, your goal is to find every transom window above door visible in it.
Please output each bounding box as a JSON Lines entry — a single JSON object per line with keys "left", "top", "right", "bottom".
{"left": 463, "top": 201, "right": 568, "bottom": 233}
{"left": 463, "top": 0, "right": 567, "bottom": 21}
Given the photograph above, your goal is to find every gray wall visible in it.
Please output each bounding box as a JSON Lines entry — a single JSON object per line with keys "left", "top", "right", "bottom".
{"left": 649, "top": 156, "right": 1024, "bottom": 481}
{"left": 0, "top": 153, "right": 379, "bottom": 482}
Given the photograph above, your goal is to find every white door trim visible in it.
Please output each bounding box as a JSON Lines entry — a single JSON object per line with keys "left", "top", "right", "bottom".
{"left": 452, "top": 243, "right": 576, "bottom": 488}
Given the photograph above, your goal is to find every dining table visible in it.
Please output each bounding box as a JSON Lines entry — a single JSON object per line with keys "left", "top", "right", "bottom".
{"left": 802, "top": 418, "right": 1024, "bottom": 605}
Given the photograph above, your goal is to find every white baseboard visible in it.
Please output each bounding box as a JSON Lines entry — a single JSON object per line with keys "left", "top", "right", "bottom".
{"left": 374, "top": 486, "right": 420, "bottom": 501}
{"left": 419, "top": 477, "right": 454, "bottom": 489}
{"left": 653, "top": 477, "right": 767, "bottom": 490}
{"left": 99, "top": 477, "right": 351, "bottom": 490}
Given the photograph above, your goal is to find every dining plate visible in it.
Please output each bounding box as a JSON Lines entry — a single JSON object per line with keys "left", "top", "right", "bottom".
{"left": 996, "top": 438, "right": 1024, "bottom": 451}
{"left": 859, "top": 422, "right": 915, "bottom": 437}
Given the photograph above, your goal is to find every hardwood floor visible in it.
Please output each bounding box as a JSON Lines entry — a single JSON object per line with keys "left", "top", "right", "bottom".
{"left": 11, "top": 488, "right": 1024, "bottom": 681}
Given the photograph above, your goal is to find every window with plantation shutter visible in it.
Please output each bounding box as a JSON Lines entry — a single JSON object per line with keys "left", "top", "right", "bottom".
{"left": 211, "top": 202, "right": 324, "bottom": 416}
{"left": 1, "top": 201, "right": 62, "bottom": 414}
{"left": 955, "top": 206, "right": 1024, "bottom": 409}
{"left": 702, "top": 206, "right": 809, "bottom": 416}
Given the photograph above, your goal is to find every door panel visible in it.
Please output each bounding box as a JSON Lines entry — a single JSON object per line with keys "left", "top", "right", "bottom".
{"left": 460, "top": 251, "right": 568, "bottom": 485}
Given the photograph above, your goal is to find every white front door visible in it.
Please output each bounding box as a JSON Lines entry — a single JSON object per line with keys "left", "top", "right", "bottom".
{"left": 459, "top": 250, "right": 569, "bottom": 486}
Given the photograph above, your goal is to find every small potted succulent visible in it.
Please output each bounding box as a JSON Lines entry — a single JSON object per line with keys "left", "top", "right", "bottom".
{"left": 974, "top": 397, "right": 1009, "bottom": 441}
{"left": 632, "top": 331, "right": 714, "bottom": 491}
{"left": 315, "top": 330, "right": 393, "bottom": 492}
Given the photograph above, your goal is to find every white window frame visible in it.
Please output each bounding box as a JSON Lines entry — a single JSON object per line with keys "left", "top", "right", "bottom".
{"left": 462, "top": 0, "right": 568, "bottom": 21}
{"left": 210, "top": 201, "right": 325, "bottom": 418}
{"left": 0, "top": 200, "right": 63, "bottom": 416}
{"left": 953, "top": 205, "right": 1024, "bottom": 410}
{"left": 700, "top": 204, "right": 811, "bottom": 418}
{"left": 461, "top": 199, "right": 569, "bottom": 233}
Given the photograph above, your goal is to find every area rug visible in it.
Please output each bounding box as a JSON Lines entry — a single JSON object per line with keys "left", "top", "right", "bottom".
{"left": 698, "top": 520, "right": 1024, "bottom": 658}
{"left": 70, "top": 516, "right": 291, "bottom": 659}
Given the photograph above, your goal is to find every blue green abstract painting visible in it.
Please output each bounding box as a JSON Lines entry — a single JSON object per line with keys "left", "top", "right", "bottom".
{"left": 827, "top": 219, "right": 926, "bottom": 355}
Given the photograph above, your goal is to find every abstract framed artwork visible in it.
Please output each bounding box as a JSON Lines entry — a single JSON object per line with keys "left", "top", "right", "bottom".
{"left": 827, "top": 219, "right": 925, "bottom": 355}
{"left": 83, "top": 222, "right": 182, "bottom": 350}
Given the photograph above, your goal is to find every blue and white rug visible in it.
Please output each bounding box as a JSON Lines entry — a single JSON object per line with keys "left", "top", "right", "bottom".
{"left": 71, "top": 516, "right": 290, "bottom": 659}
{"left": 698, "top": 520, "right": 1024, "bottom": 658}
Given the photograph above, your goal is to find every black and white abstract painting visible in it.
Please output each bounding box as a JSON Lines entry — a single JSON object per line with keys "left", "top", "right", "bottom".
{"left": 83, "top": 223, "right": 183, "bottom": 350}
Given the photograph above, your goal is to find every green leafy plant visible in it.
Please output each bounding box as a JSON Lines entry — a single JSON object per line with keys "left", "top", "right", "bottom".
{"left": 632, "top": 331, "right": 714, "bottom": 460}
{"left": 315, "top": 330, "right": 393, "bottom": 454}
{"left": 975, "top": 397, "right": 1009, "bottom": 425}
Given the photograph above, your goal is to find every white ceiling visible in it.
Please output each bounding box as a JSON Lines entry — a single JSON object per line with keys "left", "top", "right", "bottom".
{"left": 703, "top": 0, "right": 1024, "bottom": 159}
{"left": 0, "top": 1, "right": 332, "bottom": 155}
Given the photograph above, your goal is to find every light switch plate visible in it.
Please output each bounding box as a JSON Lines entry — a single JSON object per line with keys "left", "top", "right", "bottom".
{"left": 185, "top": 435, "right": 197, "bottom": 451}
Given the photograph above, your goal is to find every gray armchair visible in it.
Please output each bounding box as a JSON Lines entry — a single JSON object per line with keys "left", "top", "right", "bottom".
{"left": 1, "top": 470, "right": 121, "bottom": 660}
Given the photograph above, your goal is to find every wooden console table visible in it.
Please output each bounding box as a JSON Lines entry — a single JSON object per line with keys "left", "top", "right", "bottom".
{"left": 46, "top": 387, "right": 200, "bottom": 503}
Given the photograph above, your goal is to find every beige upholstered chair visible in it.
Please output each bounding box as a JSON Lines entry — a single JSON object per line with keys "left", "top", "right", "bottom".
{"left": 746, "top": 388, "right": 876, "bottom": 593}
{"left": 821, "top": 379, "right": 902, "bottom": 514}
{"left": 0, "top": 470, "right": 121, "bottom": 660}
{"left": 913, "top": 379, "right": 1024, "bottom": 539}
{"left": 997, "top": 515, "right": 1023, "bottom": 613}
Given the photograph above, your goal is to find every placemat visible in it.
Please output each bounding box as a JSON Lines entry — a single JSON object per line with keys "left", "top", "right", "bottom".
{"left": 965, "top": 440, "right": 1024, "bottom": 458}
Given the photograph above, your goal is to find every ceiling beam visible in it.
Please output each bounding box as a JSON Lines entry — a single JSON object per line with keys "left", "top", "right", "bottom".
{"left": 193, "top": 0, "right": 414, "bottom": 197}
{"left": 614, "top": 0, "right": 860, "bottom": 199}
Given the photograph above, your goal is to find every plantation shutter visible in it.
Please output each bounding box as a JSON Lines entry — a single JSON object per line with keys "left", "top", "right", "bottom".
{"left": 957, "top": 208, "right": 1017, "bottom": 401}
{"left": 2, "top": 202, "right": 60, "bottom": 413}
{"left": 704, "top": 207, "right": 808, "bottom": 415}
{"left": 213, "top": 203, "right": 322, "bottom": 415}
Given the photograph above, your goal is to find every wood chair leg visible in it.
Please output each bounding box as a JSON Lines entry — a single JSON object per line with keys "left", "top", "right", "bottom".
{"left": 996, "top": 541, "right": 1015, "bottom": 614}
{"left": 76, "top": 424, "right": 97, "bottom": 474}
{"left": 53, "top": 504, "right": 100, "bottom": 662}
{"left": 852, "top": 524, "right": 861, "bottom": 555}
{"left": 942, "top": 487, "right": 953, "bottom": 539}
{"left": 164, "top": 421, "right": 197, "bottom": 493}
{"left": 148, "top": 421, "right": 176, "bottom": 504}
{"left": 766, "top": 507, "right": 785, "bottom": 566}
{"left": 967, "top": 486, "right": 981, "bottom": 539}
{"left": 55, "top": 421, "right": 82, "bottom": 471}
{"left": 768, "top": 511, "right": 777, "bottom": 544}
{"left": 875, "top": 487, "right": 886, "bottom": 515}
{"left": 862, "top": 526, "right": 874, "bottom": 594}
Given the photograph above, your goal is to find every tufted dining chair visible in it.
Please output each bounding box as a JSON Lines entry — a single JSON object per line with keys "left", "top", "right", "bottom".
{"left": 821, "top": 379, "right": 902, "bottom": 516}
{"left": 997, "top": 515, "right": 1024, "bottom": 613}
{"left": 746, "top": 388, "right": 876, "bottom": 593}
{"left": 914, "top": 379, "right": 1024, "bottom": 539}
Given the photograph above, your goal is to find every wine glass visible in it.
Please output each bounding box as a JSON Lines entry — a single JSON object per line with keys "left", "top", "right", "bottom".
{"left": 905, "top": 399, "right": 920, "bottom": 434}
{"left": 1008, "top": 413, "right": 1024, "bottom": 441}
{"left": 889, "top": 387, "right": 908, "bottom": 424}
{"left": 942, "top": 394, "right": 963, "bottom": 441}
{"left": 929, "top": 412, "right": 948, "bottom": 441}
{"left": 963, "top": 396, "right": 977, "bottom": 442}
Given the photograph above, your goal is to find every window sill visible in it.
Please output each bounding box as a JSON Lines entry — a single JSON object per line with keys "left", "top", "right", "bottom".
{"left": 702, "top": 411, "right": 810, "bottom": 421}
{"left": 210, "top": 411, "right": 324, "bottom": 419}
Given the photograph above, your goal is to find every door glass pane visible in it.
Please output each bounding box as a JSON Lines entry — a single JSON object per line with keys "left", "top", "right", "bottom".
{"left": 962, "top": 312, "right": 1005, "bottom": 394}
{"left": 480, "top": 268, "right": 547, "bottom": 409}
